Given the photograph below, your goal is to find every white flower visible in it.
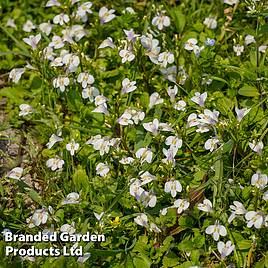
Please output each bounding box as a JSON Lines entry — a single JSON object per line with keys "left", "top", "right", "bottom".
{"left": 117, "top": 110, "right": 133, "bottom": 125}
{"left": 223, "top": 0, "right": 239, "bottom": 5}
{"left": 53, "top": 13, "right": 70, "bottom": 25}
{"left": 94, "top": 95, "right": 108, "bottom": 106}
{"left": 62, "top": 53, "right": 80, "bottom": 72}
{"left": 193, "top": 45, "right": 204, "bottom": 57}
{"left": 228, "top": 201, "right": 247, "bottom": 223}
{"left": 174, "top": 100, "right": 187, "bottom": 111}
{"left": 46, "top": 0, "right": 61, "bottom": 7}
{"left": 205, "top": 220, "right": 227, "bottom": 241}
{"left": 249, "top": 140, "right": 263, "bottom": 154}
{"left": 130, "top": 109, "right": 145, "bottom": 124}
{"left": 233, "top": 45, "right": 244, "bottom": 56}
{"left": 140, "top": 191, "right": 157, "bottom": 207}
{"left": 43, "top": 47, "right": 55, "bottom": 61}
{"left": 129, "top": 179, "right": 144, "bottom": 199}
{"left": 99, "top": 7, "right": 116, "bottom": 24}
{"left": 152, "top": 13, "right": 170, "bottom": 30}
{"left": 19, "top": 104, "right": 34, "bottom": 116}
{"left": 46, "top": 134, "right": 63, "bottom": 149}
{"left": 204, "top": 138, "right": 220, "bottom": 152}
{"left": 31, "top": 208, "right": 48, "bottom": 227}
{"left": 60, "top": 223, "right": 76, "bottom": 234}
{"left": 259, "top": 45, "right": 267, "bottom": 53}
{"left": 191, "top": 92, "right": 207, "bottom": 107}
{"left": 160, "top": 207, "right": 169, "bottom": 216}
{"left": 217, "top": 241, "right": 235, "bottom": 258}
{"left": 23, "top": 20, "right": 35, "bottom": 32}
{"left": 164, "top": 180, "right": 182, "bottom": 197}
{"left": 118, "top": 112, "right": 133, "bottom": 125}
{"left": 149, "top": 92, "right": 164, "bottom": 108}
{"left": 23, "top": 34, "right": 41, "bottom": 50}
{"left": 158, "top": 52, "right": 174, "bottom": 68}
{"left": 77, "top": 72, "right": 95, "bottom": 88}
{"left": 124, "top": 29, "right": 139, "bottom": 43}
{"left": 6, "top": 18, "right": 16, "bottom": 28}
{"left": 70, "top": 25, "right": 87, "bottom": 42}
{"left": 203, "top": 17, "right": 217, "bottom": 29}
{"left": 143, "top": 119, "right": 159, "bottom": 135}
{"left": 98, "top": 37, "right": 116, "bottom": 49}
{"left": 235, "top": 107, "right": 250, "bottom": 122}
{"left": 119, "top": 157, "right": 135, "bottom": 165}
{"left": 49, "top": 35, "right": 65, "bottom": 49}
{"left": 77, "top": 2, "right": 93, "bottom": 18}
{"left": 119, "top": 49, "right": 135, "bottom": 63}
{"left": 66, "top": 139, "right": 79, "bottom": 156}
{"left": 96, "top": 163, "right": 110, "bottom": 177}
{"left": 244, "top": 35, "right": 255, "bottom": 45}
{"left": 25, "top": 62, "right": 36, "bottom": 70}
{"left": 135, "top": 148, "right": 153, "bottom": 164}
{"left": 162, "top": 147, "right": 177, "bottom": 165}
{"left": 140, "top": 34, "right": 161, "bottom": 63}
{"left": 197, "top": 199, "right": 213, "bottom": 213}
{"left": 245, "top": 211, "right": 264, "bottom": 229}
{"left": 86, "top": 135, "right": 110, "bottom": 155}
{"left": 165, "top": 136, "right": 182, "bottom": 149}
{"left": 251, "top": 172, "right": 268, "bottom": 189}
{"left": 61, "top": 28, "right": 74, "bottom": 44}
{"left": 187, "top": 113, "right": 199, "bottom": 127}
{"left": 184, "top": 38, "right": 198, "bottom": 51}
{"left": 62, "top": 192, "right": 80, "bottom": 205}
{"left": 93, "top": 212, "right": 104, "bottom": 221}
{"left": 39, "top": 22, "right": 53, "bottom": 36}
{"left": 167, "top": 85, "right": 178, "bottom": 102}
{"left": 124, "top": 7, "right": 135, "bottom": 14}
{"left": 82, "top": 86, "right": 99, "bottom": 101}
{"left": 53, "top": 76, "right": 70, "bottom": 92}
{"left": 7, "top": 167, "right": 23, "bottom": 180}
{"left": 46, "top": 157, "right": 64, "bottom": 171}
{"left": 134, "top": 213, "right": 148, "bottom": 227}
{"left": 9, "top": 68, "right": 25, "bottom": 83}
{"left": 121, "top": 78, "right": 137, "bottom": 94}
{"left": 174, "top": 199, "right": 190, "bottom": 214}
{"left": 149, "top": 223, "right": 161, "bottom": 233}
{"left": 198, "top": 109, "right": 219, "bottom": 125}
{"left": 93, "top": 103, "right": 109, "bottom": 115}
{"left": 139, "top": 171, "right": 156, "bottom": 185}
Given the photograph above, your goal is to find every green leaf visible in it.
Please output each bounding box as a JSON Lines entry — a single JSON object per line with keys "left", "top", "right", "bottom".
{"left": 178, "top": 240, "right": 194, "bottom": 252}
{"left": 72, "top": 166, "right": 90, "bottom": 193}
{"left": 238, "top": 85, "right": 259, "bottom": 97}
{"left": 190, "top": 249, "right": 200, "bottom": 263}
{"left": 133, "top": 254, "right": 151, "bottom": 268}
{"left": 259, "top": 24, "right": 268, "bottom": 33}
{"left": 168, "top": 7, "right": 186, "bottom": 33}
{"left": 222, "top": 140, "right": 234, "bottom": 153}
{"left": 237, "top": 240, "right": 252, "bottom": 250}
{"left": 162, "top": 252, "right": 179, "bottom": 267}
{"left": 30, "top": 75, "right": 43, "bottom": 89}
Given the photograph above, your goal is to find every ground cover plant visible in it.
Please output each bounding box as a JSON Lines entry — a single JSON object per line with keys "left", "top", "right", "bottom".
{"left": 0, "top": 0, "right": 268, "bottom": 267}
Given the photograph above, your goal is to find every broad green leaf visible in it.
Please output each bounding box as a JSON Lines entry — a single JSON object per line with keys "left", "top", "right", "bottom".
{"left": 72, "top": 166, "right": 90, "bottom": 193}
{"left": 237, "top": 240, "right": 252, "bottom": 250}
{"left": 133, "top": 254, "right": 151, "bottom": 268}
{"left": 178, "top": 240, "right": 194, "bottom": 252}
{"left": 168, "top": 7, "right": 186, "bottom": 33}
{"left": 163, "top": 252, "right": 179, "bottom": 267}
{"left": 238, "top": 85, "right": 259, "bottom": 97}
